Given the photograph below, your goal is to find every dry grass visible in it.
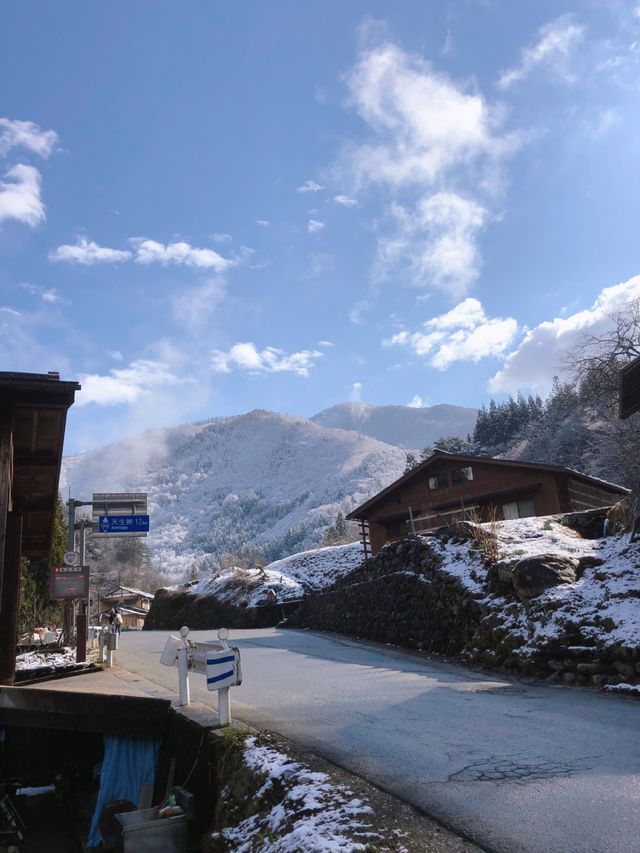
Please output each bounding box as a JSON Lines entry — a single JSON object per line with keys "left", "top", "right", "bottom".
{"left": 463, "top": 505, "right": 501, "bottom": 565}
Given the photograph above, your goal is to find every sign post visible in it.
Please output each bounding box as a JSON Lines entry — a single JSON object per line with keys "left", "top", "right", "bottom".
{"left": 65, "top": 492, "right": 149, "bottom": 663}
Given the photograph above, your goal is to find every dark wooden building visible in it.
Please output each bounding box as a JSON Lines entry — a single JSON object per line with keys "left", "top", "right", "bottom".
{"left": 620, "top": 355, "right": 640, "bottom": 419}
{"left": 0, "top": 371, "right": 80, "bottom": 683}
{"left": 347, "top": 451, "right": 629, "bottom": 555}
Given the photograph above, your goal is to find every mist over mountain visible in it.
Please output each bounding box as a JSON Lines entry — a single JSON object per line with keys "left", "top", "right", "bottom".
{"left": 310, "top": 402, "right": 477, "bottom": 450}
{"left": 61, "top": 409, "right": 406, "bottom": 577}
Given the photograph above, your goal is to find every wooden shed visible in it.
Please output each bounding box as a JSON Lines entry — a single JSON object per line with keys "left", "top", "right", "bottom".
{"left": 347, "top": 451, "right": 629, "bottom": 555}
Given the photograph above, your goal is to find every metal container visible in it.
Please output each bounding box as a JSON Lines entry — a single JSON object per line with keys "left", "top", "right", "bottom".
{"left": 115, "top": 807, "right": 187, "bottom": 853}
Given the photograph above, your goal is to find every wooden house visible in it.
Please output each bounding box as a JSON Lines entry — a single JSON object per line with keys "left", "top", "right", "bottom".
{"left": 347, "top": 451, "right": 629, "bottom": 555}
{"left": 100, "top": 584, "right": 155, "bottom": 630}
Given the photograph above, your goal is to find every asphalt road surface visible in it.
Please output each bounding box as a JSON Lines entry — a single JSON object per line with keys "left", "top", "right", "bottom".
{"left": 117, "top": 628, "right": 640, "bottom": 853}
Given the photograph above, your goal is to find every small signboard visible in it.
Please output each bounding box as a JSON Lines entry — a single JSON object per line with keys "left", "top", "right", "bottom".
{"left": 205, "top": 647, "right": 242, "bottom": 691}
{"left": 92, "top": 492, "right": 148, "bottom": 537}
{"left": 98, "top": 515, "right": 150, "bottom": 534}
{"left": 50, "top": 565, "right": 89, "bottom": 600}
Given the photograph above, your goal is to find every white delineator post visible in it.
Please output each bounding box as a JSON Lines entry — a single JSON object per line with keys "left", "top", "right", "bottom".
{"left": 218, "top": 687, "right": 231, "bottom": 726}
{"left": 217, "top": 627, "right": 231, "bottom": 725}
{"left": 178, "top": 625, "right": 191, "bottom": 707}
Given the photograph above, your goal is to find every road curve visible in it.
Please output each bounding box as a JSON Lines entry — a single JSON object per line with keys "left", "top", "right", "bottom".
{"left": 117, "top": 628, "right": 640, "bottom": 853}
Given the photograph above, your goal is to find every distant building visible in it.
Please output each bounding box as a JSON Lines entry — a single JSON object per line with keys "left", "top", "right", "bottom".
{"left": 101, "top": 585, "right": 155, "bottom": 630}
{"left": 347, "top": 451, "right": 629, "bottom": 555}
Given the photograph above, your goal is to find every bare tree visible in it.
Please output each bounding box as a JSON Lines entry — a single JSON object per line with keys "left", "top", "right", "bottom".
{"left": 566, "top": 299, "right": 640, "bottom": 408}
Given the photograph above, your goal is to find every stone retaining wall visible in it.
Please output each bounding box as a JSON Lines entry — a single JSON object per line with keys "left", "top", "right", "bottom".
{"left": 288, "top": 534, "right": 639, "bottom": 688}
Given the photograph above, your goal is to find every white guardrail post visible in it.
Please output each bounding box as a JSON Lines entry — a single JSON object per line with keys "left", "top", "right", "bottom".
{"left": 178, "top": 626, "right": 191, "bottom": 707}
{"left": 159, "top": 626, "right": 241, "bottom": 723}
{"left": 98, "top": 627, "right": 106, "bottom": 663}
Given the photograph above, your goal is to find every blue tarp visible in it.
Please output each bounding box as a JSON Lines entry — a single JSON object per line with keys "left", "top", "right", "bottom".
{"left": 87, "top": 734, "right": 160, "bottom": 848}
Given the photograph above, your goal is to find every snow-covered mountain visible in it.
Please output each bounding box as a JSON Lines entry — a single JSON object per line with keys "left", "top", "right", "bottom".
{"left": 310, "top": 402, "right": 477, "bottom": 450}
{"left": 61, "top": 410, "right": 406, "bottom": 577}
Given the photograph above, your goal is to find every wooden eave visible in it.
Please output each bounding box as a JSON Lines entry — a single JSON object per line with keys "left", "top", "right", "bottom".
{"left": 0, "top": 372, "right": 80, "bottom": 556}
{"left": 620, "top": 355, "right": 640, "bottom": 420}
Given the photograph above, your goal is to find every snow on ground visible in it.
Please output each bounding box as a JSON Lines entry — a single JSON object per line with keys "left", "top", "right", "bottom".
{"left": 175, "top": 543, "right": 365, "bottom": 607}
{"left": 15, "top": 648, "right": 78, "bottom": 671}
{"left": 263, "top": 542, "right": 365, "bottom": 591}
{"left": 602, "top": 683, "right": 640, "bottom": 696}
{"left": 215, "top": 736, "right": 385, "bottom": 853}
{"left": 468, "top": 517, "right": 640, "bottom": 656}
{"left": 181, "top": 566, "right": 305, "bottom": 607}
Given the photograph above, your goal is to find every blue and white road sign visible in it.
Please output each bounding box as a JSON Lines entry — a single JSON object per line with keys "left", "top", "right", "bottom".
{"left": 205, "top": 647, "right": 242, "bottom": 691}
{"left": 98, "top": 515, "right": 150, "bottom": 533}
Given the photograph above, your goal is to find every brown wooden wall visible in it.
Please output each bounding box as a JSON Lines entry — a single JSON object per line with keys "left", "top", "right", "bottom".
{"left": 366, "top": 459, "right": 562, "bottom": 529}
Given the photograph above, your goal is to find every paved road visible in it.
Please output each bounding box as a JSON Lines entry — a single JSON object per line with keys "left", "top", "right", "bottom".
{"left": 117, "top": 629, "right": 639, "bottom": 853}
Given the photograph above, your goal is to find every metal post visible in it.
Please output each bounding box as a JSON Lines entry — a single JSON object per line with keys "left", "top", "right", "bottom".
{"left": 218, "top": 687, "right": 231, "bottom": 726}
{"left": 106, "top": 626, "right": 114, "bottom": 668}
{"left": 67, "top": 498, "right": 76, "bottom": 552}
{"left": 178, "top": 626, "right": 190, "bottom": 706}
{"left": 76, "top": 520, "right": 87, "bottom": 663}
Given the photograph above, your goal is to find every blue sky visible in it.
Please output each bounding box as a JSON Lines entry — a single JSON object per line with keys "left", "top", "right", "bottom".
{"left": 2, "top": 1, "right": 640, "bottom": 454}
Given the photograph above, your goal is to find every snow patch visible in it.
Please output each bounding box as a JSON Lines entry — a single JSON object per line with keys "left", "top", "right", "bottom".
{"left": 217, "top": 737, "right": 377, "bottom": 852}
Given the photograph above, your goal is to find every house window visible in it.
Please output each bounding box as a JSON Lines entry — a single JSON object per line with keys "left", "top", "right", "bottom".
{"left": 451, "top": 466, "right": 473, "bottom": 484}
{"left": 428, "top": 472, "right": 448, "bottom": 490}
{"left": 502, "top": 499, "right": 536, "bottom": 520}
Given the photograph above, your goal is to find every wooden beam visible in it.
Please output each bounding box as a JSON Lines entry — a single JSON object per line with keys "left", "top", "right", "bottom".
{"left": 0, "top": 686, "right": 171, "bottom": 736}
{"left": 0, "top": 512, "right": 22, "bottom": 685}
{"left": 0, "top": 409, "right": 13, "bottom": 607}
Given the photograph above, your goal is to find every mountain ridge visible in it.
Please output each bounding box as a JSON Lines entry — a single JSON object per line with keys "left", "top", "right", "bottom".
{"left": 310, "top": 401, "right": 477, "bottom": 449}
{"left": 61, "top": 408, "right": 407, "bottom": 577}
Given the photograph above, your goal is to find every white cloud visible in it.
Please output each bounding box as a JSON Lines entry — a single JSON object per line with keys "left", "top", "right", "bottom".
{"left": 318, "top": 340, "right": 334, "bottom": 348}
{"left": 172, "top": 278, "right": 227, "bottom": 330}
{"left": 308, "top": 219, "right": 325, "bottom": 234}
{"left": 211, "top": 342, "right": 323, "bottom": 377}
{"left": 41, "top": 288, "right": 64, "bottom": 304}
{"left": 498, "top": 15, "right": 585, "bottom": 89}
{"left": 385, "top": 297, "right": 518, "bottom": 369}
{"left": 341, "top": 39, "right": 518, "bottom": 295}
{"left": 108, "top": 349, "right": 124, "bottom": 361}
{"left": 0, "top": 118, "right": 58, "bottom": 158}
{"left": 297, "top": 180, "right": 324, "bottom": 193}
{"left": 378, "top": 193, "right": 488, "bottom": 295}
{"left": 334, "top": 194, "right": 358, "bottom": 207}
{"left": 19, "top": 282, "right": 68, "bottom": 305}
{"left": 76, "top": 359, "right": 180, "bottom": 407}
{"left": 426, "top": 295, "right": 488, "bottom": 330}
{"left": 256, "top": 219, "right": 270, "bottom": 227}
{"left": 49, "top": 236, "right": 132, "bottom": 264}
{"left": 349, "top": 299, "right": 369, "bottom": 325}
{"left": 131, "top": 238, "right": 234, "bottom": 271}
{"left": 351, "top": 381, "right": 363, "bottom": 402}
{"left": 0, "top": 164, "right": 45, "bottom": 227}
{"left": 489, "top": 274, "right": 640, "bottom": 394}
{"left": 51, "top": 235, "right": 237, "bottom": 270}
{"left": 407, "top": 394, "right": 424, "bottom": 408}
{"left": 212, "top": 232, "right": 232, "bottom": 244}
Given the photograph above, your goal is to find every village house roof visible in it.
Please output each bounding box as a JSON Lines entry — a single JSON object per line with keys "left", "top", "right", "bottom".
{"left": 103, "top": 585, "right": 155, "bottom": 599}
{"left": 346, "top": 451, "right": 630, "bottom": 521}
